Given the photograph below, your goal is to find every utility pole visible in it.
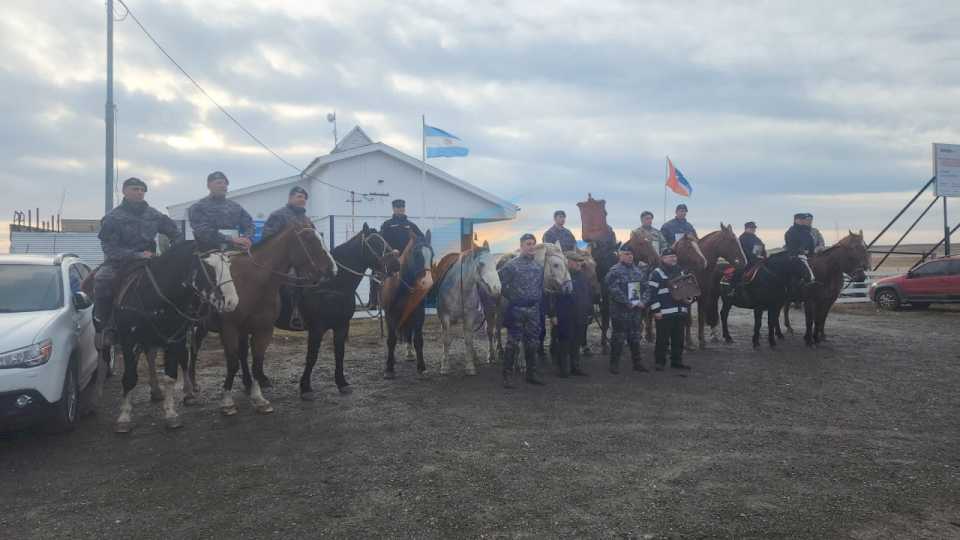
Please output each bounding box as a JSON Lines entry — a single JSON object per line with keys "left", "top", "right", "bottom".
{"left": 105, "top": 0, "right": 116, "bottom": 214}
{"left": 346, "top": 190, "right": 362, "bottom": 235}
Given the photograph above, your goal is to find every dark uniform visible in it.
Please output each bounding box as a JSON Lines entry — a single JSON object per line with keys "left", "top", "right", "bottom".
{"left": 546, "top": 263, "right": 592, "bottom": 376}
{"left": 784, "top": 222, "right": 815, "bottom": 256}
{"left": 739, "top": 231, "right": 767, "bottom": 268}
{"left": 647, "top": 262, "right": 691, "bottom": 369}
{"left": 542, "top": 225, "right": 577, "bottom": 252}
{"left": 500, "top": 252, "right": 545, "bottom": 383}
{"left": 262, "top": 204, "right": 308, "bottom": 241}
{"left": 604, "top": 256, "right": 650, "bottom": 373}
{"left": 380, "top": 215, "right": 424, "bottom": 252}
{"left": 187, "top": 195, "right": 254, "bottom": 249}
{"left": 660, "top": 217, "right": 698, "bottom": 245}
{"left": 95, "top": 198, "right": 180, "bottom": 331}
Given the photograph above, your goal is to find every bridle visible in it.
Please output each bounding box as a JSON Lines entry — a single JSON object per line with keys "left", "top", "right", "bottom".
{"left": 241, "top": 225, "right": 335, "bottom": 287}
{"left": 329, "top": 230, "right": 394, "bottom": 284}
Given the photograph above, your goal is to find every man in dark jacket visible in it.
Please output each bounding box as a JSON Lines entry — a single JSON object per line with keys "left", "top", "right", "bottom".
{"left": 740, "top": 221, "right": 767, "bottom": 267}
{"left": 542, "top": 210, "right": 577, "bottom": 252}
{"left": 95, "top": 177, "right": 181, "bottom": 345}
{"left": 660, "top": 203, "right": 698, "bottom": 245}
{"left": 187, "top": 171, "right": 255, "bottom": 250}
{"left": 381, "top": 199, "right": 424, "bottom": 253}
{"left": 547, "top": 251, "right": 591, "bottom": 377}
{"left": 500, "top": 234, "right": 546, "bottom": 388}
{"left": 784, "top": 213, "right": 815, "bottom": 256}
{"left": 261, "top": 186, "right": 310, "bottom": 241}
{"left": 647, "top": 247, "right": 691, "bottom": 370}
{"left": 604, "top": 244, "right": 650, "bottom": 374}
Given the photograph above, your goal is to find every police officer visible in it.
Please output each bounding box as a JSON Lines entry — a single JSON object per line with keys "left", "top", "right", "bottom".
{"left": 542, "top": 210, "right": 577, "bottom": 252}
{"left": 648, "top": 247, "right": 691, "bottom": 371}
{"left": 807, "top": 213, "right": 826, "bottom": 253}
{"left": 188, "top": 171, "right": 254, "bottom": 250}
{"left": 94, "top": 177, "right": 181, "bottom": 346}
{"left": 262, "top": 186, "right": 310, "bottom": 241}
{"left": 784, "top": 213, "right": 815, "bottom": 256}
{"left": 660, "top": 203, "right": 698, "bottom": 245}
{"left": 632, "top": 210, "right": 668, "bottom": 254}
{"left": 546, "top": 251, "right": 591, "bottom": 377}
{"left": 604, "top": 244, "right": 650, "bottom": 374}
{"left": 500, "top": 233, "right": 546, "bottom": 388}
{"left": 381, "top": 199, "right": 424, "bottom": 253}
{"left": 740, "top": 221, "right": 767, "bottom": 267}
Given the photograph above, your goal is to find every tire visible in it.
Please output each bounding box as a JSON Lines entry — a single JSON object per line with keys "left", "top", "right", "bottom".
{"left": 875, "top": 289, "right": 900, "bottom": 311}
{"left": 48, "top": 360, "right": 80, "bottom": 433}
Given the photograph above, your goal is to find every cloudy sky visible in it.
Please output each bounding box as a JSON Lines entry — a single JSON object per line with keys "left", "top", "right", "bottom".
{"left": 2, "top": 0, "right": 958, "bottom": 253}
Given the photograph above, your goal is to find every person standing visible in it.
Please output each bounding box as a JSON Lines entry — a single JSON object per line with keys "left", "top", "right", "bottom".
{"left": 187, "top": 171, "right": 255, "bottom": 250}
{"left": 542, "top": 210, "right": 577, "bottom": 252}
{"left": 380, "top": 199, "right": 425, "bottom": 253}
{"left": 603, "top": 244, "right": 650, "bottom": 374}
{"left": 647, "top": 248, "right": 691, "bottom": 371}
{"left": 95, "top": 177, "right": 181, "bottom": 346}
{"left": 547, "top": 252, "right": 591, "bottom": 377}
{"left": 499, "top": 234, "right": 546, "bottom": 388}
{"left": 261, "top": 186, "right": 310, "bottom": 241}
{"left": 632, "top": 210, "right": 668, "bottom": 254}
{"left": 659, "top": 204, "right": 698, "bottom": 246}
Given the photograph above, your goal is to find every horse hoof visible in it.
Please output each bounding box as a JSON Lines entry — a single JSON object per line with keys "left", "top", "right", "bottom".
{"left": 183, "top": 395, "right": 200, "bottom": 407}
{"left": 300, "top": 391, "right": 317, "bottom": 401}
{"left": 255, "top": 403, "right": 274, "bottom": 415}
{"left": 165, "top": 416, "right": 184, "bottom": 430}
{"left": 384, "top": 370, "right": 396, "bottom": 380}
{"left": 114, "top": 422, "right": 132, "bottom": 434}
{"left": 338, "top": 385, "right": 353, "bottom": 395}
{"left": 220, "top": 405, "right": 238, "bottom": 416}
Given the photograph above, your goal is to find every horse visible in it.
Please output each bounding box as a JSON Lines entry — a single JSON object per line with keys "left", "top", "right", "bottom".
{"left": 671, "top": 233, "right": 708, "bottom": 349}
{"left": 585, "top": 236, "right": 620, "bottom": 353}
{"left": 693, "top": 224, "right": 747, "bottom": 348}
{"left": 784, "top": 232, "right": 870, "bottom": 346}
{"left": 435, "top": 243, "right": 502, "bottom": 376}
{"left": 381, "top": 230, "right": 434, "bottom": 378}
{"left": 215, "top": 220, "right": 337, "bottom": 416}
{"left": 296, "top": 223, "right": 395, "bottom": 400}
{"left": 82, "top": 241, "right": 239, "bottom": 433}
{"left": 709, "top": 252, "right": 815, "bottom": 348}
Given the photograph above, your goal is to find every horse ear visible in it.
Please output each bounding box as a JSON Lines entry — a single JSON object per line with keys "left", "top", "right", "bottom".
{"left": 848, "top": 229, "right": 854, "bottom": 236}
{"left": 858, "top": 229, "right": 863, "bottom": 237}
{"left": 425, "top": 230, "right": 432, "bottom": 245}
{"left": 362, "top": 222, "right": 370, "bottom": 233}
{"left": 482, "top": 240, "right": 489, "bottom": 249}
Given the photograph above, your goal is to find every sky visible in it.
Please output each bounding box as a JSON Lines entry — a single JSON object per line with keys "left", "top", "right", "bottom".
{"left": 2, "top": 0, "right": 959, "bottom": 254}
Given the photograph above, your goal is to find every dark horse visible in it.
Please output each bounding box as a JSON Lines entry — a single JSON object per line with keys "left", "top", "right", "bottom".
{"left": 709, "top": 252, "right": 815, "bottom": 349}
{"left": 586, "top": 235, "right": 620, "bottom": 354}
{"left": 297, "top": 224, "right": 395, "bottom": 400}
{"left": 215, "top": 220, "right": 336, "bottom": 416}
{"left": 83, "top": 241, "right": 238, "bottom": 433}
{"left": 381, "top": 230, "right": 434, "bottom": 378}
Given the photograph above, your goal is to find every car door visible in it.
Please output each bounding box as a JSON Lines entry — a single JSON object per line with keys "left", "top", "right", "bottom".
{"left": 69, "top": 263, "right": 97, "bottom": 386}
{"left": 947, "top": 260, "right": 960, "bottom": 300}
{"left": 901, "top": 260, "right": 950, "bottom": 301}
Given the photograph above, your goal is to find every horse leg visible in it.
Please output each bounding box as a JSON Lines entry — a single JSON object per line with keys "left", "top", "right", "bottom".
{"left": 815, "top": 303, "right": 829, "bottom": 345}
{"left": 189, "top": 325, "right": 205, "bottom": 393}
{"left": 600, "top": 302, "right": 610, "bottom": 354}
{"left": 803, "top": 301, "right": 816, "bottom": 347}
{"left": 752, "top": 308, "right": 763, "bottom": 349}
{"left": 464, "top": 313, "right": 478, "bottom": 376}
{"left": 161, "top": 343, "right": 185, "bottom": 429}
{"left": 220, "top": 327, "right": 241, "bottom": 416}
{"left": 439, "top": 314, "right": 453, "bottom": 376}
{"left": 385, "top": 323, "right": 398, "bottom": 379}
{"left": 783, "top": 303, "right": 794, "bottom": 334}
{"left": 239, "top": 334, "right": 253, "bottom": 394}
{"left": 697, "top": 302, "right": 707, "bottom": 350}
{"left": 414, "top": 324, "right": 427, "bottom": 375}
{"left": 146, "top": 348, "right": 163, "bottom": 402}
{"left": 248, "top": 329, "right": 274, "bottom": 414}
{"left": 721, "top": 298, "right": 734, "bottom": 343}
{"left": 333, "top": 324, "right": 351, "bottom": 394}
{"left": 405, "top": 338, "right": 416, "bottom": 362}
{"left": 767, "top": 306, "right": 778, "bottom": 348}
{"left": 182, "top": 330, "right": 199, "bottom": 405}
{"left": 486, "top": 316, "right": 497, "bottom": 364}
{"left": 300, "top": 325, "right": 323, "bottom": 401}
{"left": 114, "top": 342, "right": 138, "bottom": 433}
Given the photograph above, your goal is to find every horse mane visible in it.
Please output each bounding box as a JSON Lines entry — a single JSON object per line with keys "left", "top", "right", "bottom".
{"left": 250, "top": 217, "right": 312, "bottom": 253}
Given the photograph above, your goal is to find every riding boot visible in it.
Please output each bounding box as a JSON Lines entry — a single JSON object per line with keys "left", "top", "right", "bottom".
{"left": 524, "top": 344, "right": 545, "bottom": 385}
{"left": 502, "top": 346, "right": 517, "bottom": 389}
{"left": 556, "top": 340, "right": 570, "bottom": 378}
{"left": 609, "top": 340, "right": 622, "bottom": 374}
{"left": 630, "top": 341, "right": 648, "bottom": 372}
{"left": 93, "top": 296, "right": 115, "bottom": 348}
{"left": 569, "top": 342, "right": 588, "bottom": 376}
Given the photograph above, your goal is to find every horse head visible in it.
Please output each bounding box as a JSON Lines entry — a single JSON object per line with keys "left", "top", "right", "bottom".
{"left": 400, "top": 229, "right": 434, "bottom": 291}
{"left": 359, "top": 223, "right": 397, "bottom": 273}
{"left": 710, "top": 223, "right": 746, "bottom": 269}
{"left": 287, "top": 220, "right": 337, "bottom": 281}
{"left": 843, "top": 230, "right": 871, "bottom": 282}
{"left": 626, "top": 230, "right": 661, "bottom": 267}
{"left": 538, "top": 242, "right": 573, "bottom": 294}
{"left": 470, "top": 247, "right": 502, "bottom": 299}
{"left": 198, "top": 250, "right": 238, "bottom": 313}
{"left": 569, "top": 249, "right": 602, "bottom": 298}
{"left": 673, "top": 233, "right": 707, "bottom": 272}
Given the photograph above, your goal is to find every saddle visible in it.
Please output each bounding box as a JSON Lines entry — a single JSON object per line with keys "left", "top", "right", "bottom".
{"left": 275, "top": 283, "right": 305, "bottom": 332}
{"left": 668, "top": 273, "right": 700, "bottom": 302}
{"left": 744, "top": 263, "right": 763, "bottom": 284}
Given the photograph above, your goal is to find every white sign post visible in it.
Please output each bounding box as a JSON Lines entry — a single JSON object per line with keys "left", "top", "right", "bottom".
{"left": 933, "top": 143, "right": 960, "bottom": 197}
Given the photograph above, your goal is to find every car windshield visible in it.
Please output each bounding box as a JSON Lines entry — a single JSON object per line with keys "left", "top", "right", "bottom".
{"left": 0, "top": 264, "right": 63, "bottom": 312}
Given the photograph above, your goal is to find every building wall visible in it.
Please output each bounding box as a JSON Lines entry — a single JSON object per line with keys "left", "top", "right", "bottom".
{"left": 11, "top": 232, "right": 104, "bottom": 266}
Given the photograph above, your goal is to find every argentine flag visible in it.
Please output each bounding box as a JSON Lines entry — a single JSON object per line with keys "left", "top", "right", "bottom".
{"left": 424, "top": 125, "right": 469, "bottom": 158}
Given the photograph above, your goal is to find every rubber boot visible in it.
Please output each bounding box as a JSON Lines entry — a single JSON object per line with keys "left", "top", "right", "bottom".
{"left": 609, "top": 340, "right": 621, "bottom": 374}
{"left": 502, "top": 346, "right": 517, "bottom": 389}
{"left": 570, "top": 343, "right": 588, "bottom": 376}
{"left": 524, "top": 345, "right": 545, "bottom": 385}
{"left": 630, "top": 341, "right": 649, "bottom": 372}
{"left": 93, "top": 296, "right": 115, "bottom": 348}
{"left": 556, "top": 341, "right": 570, "bottom": 378}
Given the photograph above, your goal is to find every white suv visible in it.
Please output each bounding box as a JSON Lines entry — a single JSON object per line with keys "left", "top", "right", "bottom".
{"left": 0, "top": 253, "right": 100, "bottom": 432}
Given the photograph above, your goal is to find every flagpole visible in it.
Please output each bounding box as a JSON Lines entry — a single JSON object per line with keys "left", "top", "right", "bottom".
{"left": 421, "top": 114, "right": 426, "bottom": 235}
{"left": 663, "top": 156, "right": 668, "bottom": 224}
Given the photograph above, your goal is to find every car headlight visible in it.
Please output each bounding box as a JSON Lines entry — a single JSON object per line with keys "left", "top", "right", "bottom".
{"left": 0, "top": 340, "right": 53, "bottom": 369}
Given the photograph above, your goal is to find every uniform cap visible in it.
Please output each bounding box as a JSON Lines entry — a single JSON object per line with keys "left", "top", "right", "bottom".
{"left": 520, "top": 233, "right": 536, "bottom": 243}
{"left": 661, "top": 247, "right": 677, "bottom": 256}
{"left": 289, "top": 186, "right": 308, "bottom": 199}
{"left": 793, "top": 212, "right": 806, "bottom": 220}
{"left": 392, "top": 199, "right": 406, "bottom": 208}
{"left": 675, "top": 203, "right": 688, "bottom": 211}
{"left": 618, "top": 244, "right": 634, "bottom": 253}
{"left": 553, "top": 210, "right": 566, "bottom": 218}
{"left": 744, "top": 221, "right": 757, "bottom": 229}
{"left": 122, "top": 177, "right": 147, "bottom": 192}
{"left": 207, "top": 171, "right": 229, "bottom": 184}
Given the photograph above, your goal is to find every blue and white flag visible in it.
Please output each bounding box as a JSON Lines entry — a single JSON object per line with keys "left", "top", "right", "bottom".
{"left": 424, "top": 125, "right": 469, "bottom": 158}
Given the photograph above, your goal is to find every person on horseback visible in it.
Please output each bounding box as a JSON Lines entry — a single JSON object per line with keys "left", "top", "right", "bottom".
{"left": 721, "top": 221, "right": 767, "bottom": 298}
{"left": 647, "top": 247, "right": 691, "bottom": 371}
{"left": 784, "top": 212, "right": 815, "bottom": 256}
{"left": 542, "top": 210, "right": 578, "bottom": 252}
{"left": 188, "top": 171, "right": 255, "bottom": 251}
{"left": 380, "top": 199, "right": 424, "bottom": 254}
{"left": 603, "top": 244, "right": 650, "bottom": 374}
{"left": 660, "top": 204, "right": 698, "bottom": 245}
{"left": 500, "top": 233, "right": 546, "bottom": 388}
{"left": 261, "top": 186, "right": 309, "bottom": 241}
{"left": 94, "top": 177, "right": 181, "bottom": 347}
{"left": 807, "top": 213, "right": 826, "bottom": 253}
{"left": 546, "top": 251, "right": 591, "bottom": 377}
{"left": 632, "top": 210, "right": 668, "bottom": 254}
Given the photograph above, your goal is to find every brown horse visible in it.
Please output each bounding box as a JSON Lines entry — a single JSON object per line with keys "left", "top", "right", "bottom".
{"left": 785, "top": 231, "right": 870, "bottom": 346}
{"left": 670, "top": 233, "right": 708, "bottom": 348}
{"left": 214, "top": 220, "right": 336, "bottom": 415}
{"left": 693, "top": 224, "right": 747, "bottom": 347}
{"left": 381, "top": 230, "right": 434, "bottom": 378}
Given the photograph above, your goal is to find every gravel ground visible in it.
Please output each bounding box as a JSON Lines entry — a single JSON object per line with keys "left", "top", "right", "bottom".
{"left": 2, "top": 304, "right": 959, "bottom": 539}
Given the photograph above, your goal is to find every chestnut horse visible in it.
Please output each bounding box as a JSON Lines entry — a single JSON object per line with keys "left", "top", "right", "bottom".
{"left": 693, "top": 224, "right": 747, "bottom": 348}
{"left": 381, "top": 230, "right": 434, "bottom": 378}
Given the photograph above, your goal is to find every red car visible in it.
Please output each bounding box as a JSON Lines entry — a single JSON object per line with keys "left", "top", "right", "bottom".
{"left": 869, "top": 255, "right": 960, "bottom": 310}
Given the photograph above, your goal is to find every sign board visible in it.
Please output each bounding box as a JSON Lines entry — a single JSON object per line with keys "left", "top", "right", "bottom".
{"left": 933, "top": 143, "right": 960, "bottom": 197}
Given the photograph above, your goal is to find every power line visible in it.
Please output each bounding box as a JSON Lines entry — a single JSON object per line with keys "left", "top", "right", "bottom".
{"left": 116, "top": 0, "right": 353, "bottom": 194}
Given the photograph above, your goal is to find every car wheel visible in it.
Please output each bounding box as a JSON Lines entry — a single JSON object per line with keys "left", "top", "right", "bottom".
{"left": 875, "top": 289, "right": 900, "bottom": 311}
{"left": 49, "top": 360, "right": 80, "bottom": 433}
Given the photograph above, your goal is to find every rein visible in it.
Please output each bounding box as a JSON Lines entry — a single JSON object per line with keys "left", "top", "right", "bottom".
{"left": 240, "top": 227, "right": 332, "bottom": 288}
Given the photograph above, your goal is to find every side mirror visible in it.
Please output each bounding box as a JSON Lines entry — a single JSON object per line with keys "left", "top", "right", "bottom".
{"left": 73, "top": 291, "right": 92, "bottom": 310}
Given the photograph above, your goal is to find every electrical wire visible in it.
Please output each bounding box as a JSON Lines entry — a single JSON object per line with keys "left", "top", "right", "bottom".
{"left": 116, "top": 0, "right": 353, "bottom": 194}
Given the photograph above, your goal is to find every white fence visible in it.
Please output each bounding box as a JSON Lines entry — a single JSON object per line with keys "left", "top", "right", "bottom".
{"left": 836, "top": 271, "right": 896, "bottom": 304}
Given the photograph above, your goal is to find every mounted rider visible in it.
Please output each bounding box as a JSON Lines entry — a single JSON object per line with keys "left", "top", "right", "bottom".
{"left": 380, "top": 199, "right": 424, "bottom": 254}
{"left": 784, "top": 212, "right": 816, "bottom": 256}
{"left": 603, "top": 244, "right": 650, "bottom": 374}
{"left": 632, "top": 210, "right": 668, "bottom": 254}
{"left": 807, "top": 213, "right": 826, "bottom": 253}
{"left": 261, "top": 186, "right": 310, "bottom": 241}
{"left": 722, "top": 221, "right": 767, "bottom": 297}
{"left": 647, "top": 247, "right": 691, "bottom": 371}
{"left": 94, "top": 177, "right": 181, "bottom": 346}
{"left": 660, "top": 204, "right": 698, "bottom": 246}
{"left": 499, "top": 233, "right": 546, "bottom": 388}
{"left": 187, "top": 171, "right": 255, "bottom": 251}
{"left": 542, "top": 210, "right": 578, "bottom": 252}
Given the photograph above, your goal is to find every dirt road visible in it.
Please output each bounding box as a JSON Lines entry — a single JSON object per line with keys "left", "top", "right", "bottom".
{"left": 2, "top": 304, "right": 958, "bottom": 538}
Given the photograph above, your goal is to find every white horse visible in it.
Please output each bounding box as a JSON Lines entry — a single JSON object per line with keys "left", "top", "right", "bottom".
{"left": 436, "top": 245, "right": 502, "bottom": 375}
